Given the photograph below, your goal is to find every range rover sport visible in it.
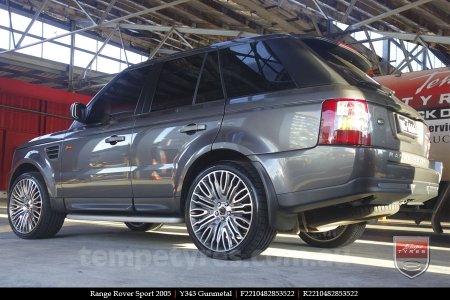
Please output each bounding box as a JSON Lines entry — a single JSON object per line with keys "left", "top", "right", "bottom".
{"left": 7, "top": 34, "right": 442, "bottom": 260}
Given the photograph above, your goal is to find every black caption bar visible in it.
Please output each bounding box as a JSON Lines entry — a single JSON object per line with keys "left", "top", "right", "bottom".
{"left": 1, "top": 288, "right": 441, "bottom": 298}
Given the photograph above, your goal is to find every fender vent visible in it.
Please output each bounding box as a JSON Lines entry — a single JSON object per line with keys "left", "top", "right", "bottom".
{"left": 45, "top": 146, "right": 60, "bottom": 160}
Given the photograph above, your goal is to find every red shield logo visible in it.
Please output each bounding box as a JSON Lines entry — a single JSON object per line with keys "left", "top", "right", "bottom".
{"left": 394, "top": 236, "right": 430, "bottom": 278}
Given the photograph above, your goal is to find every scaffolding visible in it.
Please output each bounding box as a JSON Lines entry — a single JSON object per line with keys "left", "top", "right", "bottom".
{"left": 0, "top": 0, "right": 448, "bottom": 93}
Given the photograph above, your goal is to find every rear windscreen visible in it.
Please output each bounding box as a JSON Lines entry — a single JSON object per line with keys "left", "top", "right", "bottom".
{"left": 302, "top": 39, "right": 379, "bottom": 87}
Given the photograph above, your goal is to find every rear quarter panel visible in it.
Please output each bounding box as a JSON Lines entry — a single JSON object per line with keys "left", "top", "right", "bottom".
{"left": 215, "top": 84, "right": 368, "bottom": 154}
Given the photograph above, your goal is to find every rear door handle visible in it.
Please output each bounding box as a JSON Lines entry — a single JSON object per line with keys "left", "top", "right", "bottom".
{"left": 180, "top": 124, "right": 207, "bottom": 134}
{"left": 105, "top": 135, "right": 125, "bottom": 145}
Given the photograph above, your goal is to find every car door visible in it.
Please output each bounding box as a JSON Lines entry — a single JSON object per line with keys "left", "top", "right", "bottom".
{"left": 61, "top": 66, "right": 150, "bottom": 212}
{"left": 131, "top": 51, "right": 225, "bottom": 214}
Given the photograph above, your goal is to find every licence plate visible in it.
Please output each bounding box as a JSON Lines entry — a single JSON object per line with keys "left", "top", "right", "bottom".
{"left": 396, "top": 114, "right": 418, "bottom": 137}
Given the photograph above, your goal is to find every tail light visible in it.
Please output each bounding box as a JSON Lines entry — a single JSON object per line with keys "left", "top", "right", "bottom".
{"left": 319, "top": 98, "right": 371, "bottom": 146}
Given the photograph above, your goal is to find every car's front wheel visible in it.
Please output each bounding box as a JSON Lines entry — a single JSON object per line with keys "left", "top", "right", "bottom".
{"left": 124, "top": 222, "right": 163, "bottom": 232}
{"left": 8, "top": 172, "right": 65, "bottom": 239}
{"left": 185, "top": 161, "right": 276, "bottom": 260}
{"left": 299, "top": 222, "right": 366, "bottom": 248}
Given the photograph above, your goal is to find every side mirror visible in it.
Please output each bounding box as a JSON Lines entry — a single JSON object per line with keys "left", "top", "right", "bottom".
{"left": 70, "top": 103, "right": 87, "bottom": 123}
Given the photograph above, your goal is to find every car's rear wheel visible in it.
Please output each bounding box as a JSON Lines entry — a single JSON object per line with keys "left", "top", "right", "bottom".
{"left": 299, "top": 222, "right": 366, "bottom": 248}
{"left": 185, "top": 161, "right": 276, "bottom": 260}
{"left": 124, "top": 222, "right": 163, "bottom": 232}
{"left": 8, "top": 172, "right": 65, "bottom": 239}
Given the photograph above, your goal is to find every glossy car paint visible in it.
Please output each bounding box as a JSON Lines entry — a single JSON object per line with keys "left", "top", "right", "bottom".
{"left": 61, "top": 116, "right": 135, "bottom": 212}
{"left": 131, "top": 101, "right": 225, "bottom": 214}
{"left": 8, "top": 34, "right": 442, "bottom": 231}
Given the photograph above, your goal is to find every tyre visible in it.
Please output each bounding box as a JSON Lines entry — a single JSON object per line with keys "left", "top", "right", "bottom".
{"left": 124, "top": 222, "right": 163, "bottom": 232}
{"left": 185, "top": 161, "right": 277, "bottom": 260}
{"left": 8, "top": 172, "right": 65, "bottom": 239}
{"left": 299, "top": 222, "right": 366, "bottom": 248}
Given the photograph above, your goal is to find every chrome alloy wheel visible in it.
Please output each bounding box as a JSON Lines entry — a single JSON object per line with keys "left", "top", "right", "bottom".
{"left": 9, "top": 178, "right": 42, "bottom": 233}
{"left": 189, "top": 170, "right": 253, "bottom": 252}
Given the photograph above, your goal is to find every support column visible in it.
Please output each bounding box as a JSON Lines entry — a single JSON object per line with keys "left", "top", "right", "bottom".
{"left": 381, "top": 38, "right": 391, "bottom": 75}
{"left": 68, "top": 21, "right": 75, "bottom": 91}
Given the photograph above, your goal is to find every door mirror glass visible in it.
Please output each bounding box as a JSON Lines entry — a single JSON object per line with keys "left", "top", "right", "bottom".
{"left": 70, "top": 102, "right": 87, "bottom": 123}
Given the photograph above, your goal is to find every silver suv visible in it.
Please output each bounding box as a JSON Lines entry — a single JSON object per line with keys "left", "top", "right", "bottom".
{"left": 7, "top": 35, "right": 442, "bottom": 260}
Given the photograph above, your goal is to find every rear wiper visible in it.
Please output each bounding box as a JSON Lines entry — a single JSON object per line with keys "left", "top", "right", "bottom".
{"left": 356, "top": 80, "right": 380, "bottom": 89}
{"left": 357, "top": 81, "right": 394, "bottom": 96}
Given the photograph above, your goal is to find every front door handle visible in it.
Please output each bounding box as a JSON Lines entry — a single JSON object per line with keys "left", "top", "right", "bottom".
{"left": 105, "top": 135, "right": 125, "bottom": 145}
{"left": 180, "top": 124, "right": 207, "bottom": 135}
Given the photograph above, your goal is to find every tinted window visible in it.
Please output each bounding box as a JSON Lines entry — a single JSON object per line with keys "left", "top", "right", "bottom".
{"left": 151, "top": 54, "right": 204, "bottom": 112}
{"left": 88, "top": 67, "right": 148, "bottom": 123}
{"left": 302, "top": 39, "right": 377, "bottom": 86}
{"left": 195, "top": 52, "right": 223, "bottom": 103}
{"left": 220, "top": 41, "right": 296, "bottom": 99}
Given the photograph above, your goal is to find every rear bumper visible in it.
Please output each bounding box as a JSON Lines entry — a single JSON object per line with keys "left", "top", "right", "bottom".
{"left": 252, "top": 146, "right": 441, "bottom": 213}
{"left": 277, "top": 177, "right": 439, "bottom": 213}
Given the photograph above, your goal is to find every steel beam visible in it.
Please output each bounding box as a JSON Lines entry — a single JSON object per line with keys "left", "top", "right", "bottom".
{"left": 6, "top": 0, "right": 16, "bottom": 47}
{"left": 332, "top": 0, "right": 399, "bottom": 32}
{"left": 421, "top": 48, "right": 427, "bottom": 70}
{"left": 234, "top": 0, "right": 300, "bottom": 33}
{"left": 92, "top": 0, "right": 207, "bottom": 47}
{"left": 73, "top": 0, "right": 96, "bottom": 25}
{"left": 390, "top": 38, "right": 423, "bottom": 66}
{"left": 68, "top": 21, "right": 75, "bottom": 91}
{"left": 173, "top": 29, "right": 194, "bottom": 49}
{"left": 0, "top": 0, "right": 192, "bottom": 55}
{"left": 350, "top": 0, "right": 432, "bottom": 29}
{"left": 81, "top": 28, "right": 117, "bottom": 80}
{"left": 342, "top": 0, "right": 357, "bottom": 23}
{"left": 103, "top": 23, "right": 258, "bottom": 37}
{"left": 0, "top": 50, "right": 111, "bottom": 81}
{"left": 149, "top": 27, "right": 175, "bottom": 60}
{"left": 381, "top": 38, "right": 391, "bottom": 75}
{"left": 311, "top": 0, "right": 329, "bottom": 20}
{"left": 98, "top": 0, "right": 117, "bottom": 25}
{"left": 118, "top": 28, "right": 129, "bottom": 66}
{"left": 399, "top": 40, "right": 415, "bottom": 72}
{"left": 426, "top": 48, "right": 433, "bottom": 69}
{"left": 16, "top": 0, "right": 49, "bottom": 48}
{"left": 373, "top": 31, "right": 450, "bottom": 45}
{"left": 394, "top": 46, "right": 425, "bottom": 73}
{"left": 361, "top": 0, "right": 428, "bottom": 33}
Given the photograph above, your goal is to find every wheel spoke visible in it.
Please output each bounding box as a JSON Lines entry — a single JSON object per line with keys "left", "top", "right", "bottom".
{"left": 232, "top": 188, "right": 249, "bottom": 203}
{"left": 192, "top": 193, "right": 215, "bottom": 209}
{"left": 199, "top": 223, "right": 215, "bottom": 243}
{"left": 193, "top": 214, "right": 216, "bottom": 231}
{"left": 225, "top": 176, "right": 238, "bottom": 199}
{"left": 225, "top": 219, "right": 240, "bottom": 244}
{"left": 208, "top": 174, "right": 221, "bottom": 201}
{"left": 190, "top": 169, "right": 253, "bottom": 252}
{"left": 8, "top": 178, "right": 42, "bottom": 234}
{"left": 230, "top": 203, "right": 252, "bottom": 215}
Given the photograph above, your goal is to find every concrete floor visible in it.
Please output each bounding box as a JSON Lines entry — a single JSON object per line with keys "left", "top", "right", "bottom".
{"left": 0, "top": 200, "right": 449, "bottom": 287}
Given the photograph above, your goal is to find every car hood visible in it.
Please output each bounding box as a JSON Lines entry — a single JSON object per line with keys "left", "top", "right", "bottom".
{"left": 17, "top": 130, "right": 68, "bottom": 150}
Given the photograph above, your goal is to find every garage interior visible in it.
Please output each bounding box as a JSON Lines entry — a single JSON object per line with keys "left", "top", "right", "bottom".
{"left": 0, "top": 0, "right": 449, "bottom": 287}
